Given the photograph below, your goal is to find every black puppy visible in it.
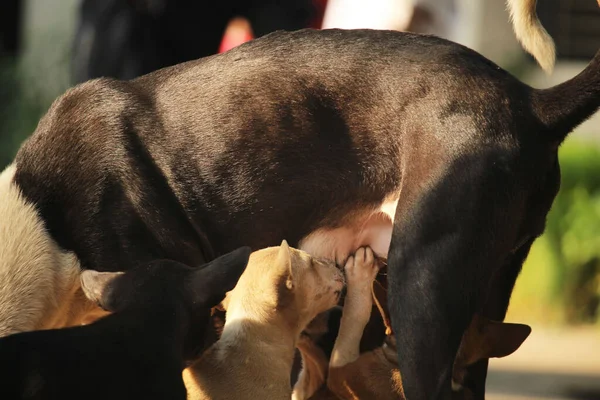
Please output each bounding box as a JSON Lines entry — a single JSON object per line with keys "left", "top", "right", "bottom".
{"left": 0, "top": 247, "right": 250, "bottom": 400}
{"left": 1, "top": 3, "right": 600, "bottom": 399}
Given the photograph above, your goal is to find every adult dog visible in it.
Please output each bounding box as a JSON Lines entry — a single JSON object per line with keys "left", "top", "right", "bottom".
{"left": 0, "top": 0, "right": 598, "bottom": 398}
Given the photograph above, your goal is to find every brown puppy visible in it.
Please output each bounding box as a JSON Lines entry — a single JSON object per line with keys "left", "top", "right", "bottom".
{"left": 183, "top": 240, "right": 344, "bottom": 400}
{"left": 293, "top": 247, "right": 532, "bottom": 400}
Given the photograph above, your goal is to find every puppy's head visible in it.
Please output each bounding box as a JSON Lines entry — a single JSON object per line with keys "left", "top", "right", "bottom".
{"left": 80, "top": 247, "right": 251, "bottom": 359}
{"left": 226, "top": 240, "right": 344, "bottom": 332}
{"left": 451, "top": 314, "right": 531, "bottom": 399}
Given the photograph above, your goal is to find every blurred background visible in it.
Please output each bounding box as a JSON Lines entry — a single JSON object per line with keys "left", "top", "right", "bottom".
{"left": 1, "top": 0, "right": 599, "bottom": 398}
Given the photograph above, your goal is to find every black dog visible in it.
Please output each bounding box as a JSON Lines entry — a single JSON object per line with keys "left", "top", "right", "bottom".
{"left": 0, "top": 247, "right": 250, "bottom": 400}
{"left": 1, "top": 22, "right": 600, "bottom": 400}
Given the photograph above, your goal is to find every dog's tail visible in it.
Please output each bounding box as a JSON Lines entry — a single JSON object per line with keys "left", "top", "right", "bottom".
{"left": 506, "top": 0, "right": 555, "bottom": 74}
{"left": 532, "top": 50, "right": 600, "bottom": 141}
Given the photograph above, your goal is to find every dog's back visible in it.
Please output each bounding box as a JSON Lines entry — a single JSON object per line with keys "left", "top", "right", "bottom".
{"left": 11, "top": 28, "right": 599, "bottom": 286}
{"left": 16, "top": 28, "right": 599, "bottom": 276}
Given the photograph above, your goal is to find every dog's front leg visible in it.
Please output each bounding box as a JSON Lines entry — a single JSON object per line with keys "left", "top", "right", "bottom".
{"left": 329, "top": 247, "right": 379, "bottom": 368}
{"left": 387, "top": 156, "right": 526, "bottom": 399}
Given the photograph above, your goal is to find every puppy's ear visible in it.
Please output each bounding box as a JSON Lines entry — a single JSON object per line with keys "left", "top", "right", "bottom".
{"left": 277, "top": 240, "right": 294, "bottom": 290}
{"left": 192, "top": 247, "right": 251, "bottom": 308}
{"left": 458, "top": 315, "right": 531, "bottom": 365}
{"left": 480, "top": 320, "right": 531, "bottom": 359}
{"left": 80, "top": 270, "right": 123, "bottom": 308}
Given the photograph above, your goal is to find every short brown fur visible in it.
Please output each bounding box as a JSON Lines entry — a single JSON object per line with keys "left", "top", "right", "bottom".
{"left": 184, "top": 241, "right": 344, "bottom": 400}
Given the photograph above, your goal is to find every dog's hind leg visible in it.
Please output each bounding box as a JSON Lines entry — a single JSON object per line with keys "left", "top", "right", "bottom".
{"left": 292, "top": 336, "right": 329, "bottom": 400}
{"left": 387, "top": 150, "right": 529, "bottom": 399}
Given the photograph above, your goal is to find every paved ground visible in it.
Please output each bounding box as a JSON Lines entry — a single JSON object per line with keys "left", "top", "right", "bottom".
{"left": 486, "top": 326, "right": 600, "bottom": 400}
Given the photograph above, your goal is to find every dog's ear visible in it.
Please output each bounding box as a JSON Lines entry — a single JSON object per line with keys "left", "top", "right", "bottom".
{"left": 192, "top": 246, "right": 251, "bottom": 308}
{"left": 458, "top": 315, "right": 531, "bottom": 365}
{"left": 479, "top": 320, "right": 531, "bottom": 359}
{"left": 80, "top": 270, "right": 124, "bottom": 308}
{"left": 277, "top": 240, "right": 294, "bottom": 290}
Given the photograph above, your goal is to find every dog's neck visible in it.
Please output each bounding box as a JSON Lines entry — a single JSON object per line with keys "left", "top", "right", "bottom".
{"left": 226, "top": 285, "right": 313, "bottom": 341}
{"left": 222, "top": 302, "right": 304, "bottom": 357}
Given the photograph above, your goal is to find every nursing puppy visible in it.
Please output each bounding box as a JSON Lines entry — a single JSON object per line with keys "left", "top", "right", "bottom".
{"left": 293, "top": 247, "right": 531, "bottom": 400}
{"left": 183, "top": 241, "right": 344, "bottom": 400}
{"left": 2, "top": 0, "right": 600, "bottom": 397}
{"left": 0, "top": 247, "right": 250, "bottom": 400}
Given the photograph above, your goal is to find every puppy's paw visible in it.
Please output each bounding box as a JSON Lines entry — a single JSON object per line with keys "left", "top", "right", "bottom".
{"left": 344, "top": 247, "right": 379, "bottom": 292}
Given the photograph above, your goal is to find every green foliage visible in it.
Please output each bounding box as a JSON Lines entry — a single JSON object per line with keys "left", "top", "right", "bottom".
{"left": 509, "top": 139, "right": 600, "bottom": 327}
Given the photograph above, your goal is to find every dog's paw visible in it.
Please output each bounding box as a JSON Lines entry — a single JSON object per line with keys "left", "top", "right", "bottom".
{"left": 344, "top": 247, "right": 379, "bottom": 291}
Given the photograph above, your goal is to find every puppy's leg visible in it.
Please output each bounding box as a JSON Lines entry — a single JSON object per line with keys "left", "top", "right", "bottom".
{"left": 292, "top": 335, "right": 329, "bottom": 400}
{"left": 330, "top": 247, "right": 379, "bottom": 368}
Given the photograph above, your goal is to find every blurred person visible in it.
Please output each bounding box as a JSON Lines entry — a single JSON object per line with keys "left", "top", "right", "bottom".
{"left": 71, "top": 0, "right": 318, "bottom": 83}
{"left": 218, "top": 17, "right": 255, "bottom": 54}
{"left": 70, "top": 0, "right": 458, "bottom": 84}
{"left": 322, "top": 0, "right": 458, "bottom": 40}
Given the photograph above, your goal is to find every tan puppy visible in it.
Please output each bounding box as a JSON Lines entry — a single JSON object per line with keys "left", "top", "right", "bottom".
{"left": 183, "top": 240, "right": 345, "bottom": 400}
{"left": 293, "top": 247, "right": 532, "bottom": 400}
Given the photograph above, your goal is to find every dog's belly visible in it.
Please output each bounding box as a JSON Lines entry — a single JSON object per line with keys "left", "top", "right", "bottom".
{"left": 299, "top": 197, "right": 398, "bottom": 265}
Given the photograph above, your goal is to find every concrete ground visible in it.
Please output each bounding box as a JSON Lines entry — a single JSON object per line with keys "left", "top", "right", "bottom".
{"left": 486, "top": 326, "right": 600, "bottom": 400}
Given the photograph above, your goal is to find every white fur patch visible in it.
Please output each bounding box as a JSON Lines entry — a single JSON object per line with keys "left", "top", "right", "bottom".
{"left": 0, "top": 165, "right": 87, "bottom": 337}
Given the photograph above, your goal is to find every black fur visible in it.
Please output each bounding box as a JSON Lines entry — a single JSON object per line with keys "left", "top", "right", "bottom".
{"left": 0, "top": 247, "right": 250, "bottom": 400}
{"left": 11, "top": 29, "right": 600, "bottom": 398}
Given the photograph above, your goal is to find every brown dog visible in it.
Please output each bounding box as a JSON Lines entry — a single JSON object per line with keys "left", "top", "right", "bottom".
{"left": 183, "top": 240, "right": 344, "bottom": 400}
{"left": 293, "top": 247, "right": 532, "bottom": 400}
